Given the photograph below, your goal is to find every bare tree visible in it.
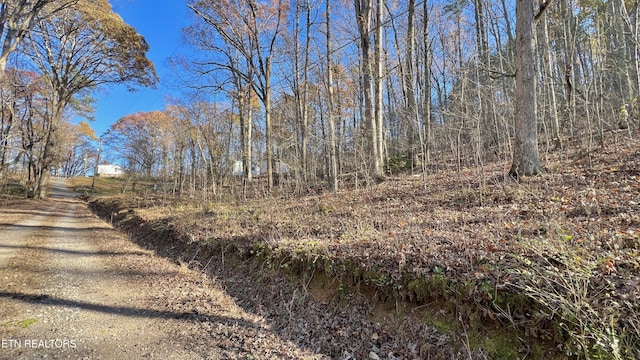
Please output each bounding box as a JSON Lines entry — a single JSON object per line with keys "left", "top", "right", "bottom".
{"left": 291, "top": 0, "right": 312, "bottom": 183}
{"left": 509, "top": 0, "right": 545, "bottom": 177}
{"left": 326, "top": 0, "right": 338, "bottom": 191}
{"left": 354, "top": 0, "right": 384, "bottom": 179}
{"left": 373, "top": 0, "right": 385, "bottom": 177}
{"left": 189, "top": 0, "right": 287, "bottom": 191}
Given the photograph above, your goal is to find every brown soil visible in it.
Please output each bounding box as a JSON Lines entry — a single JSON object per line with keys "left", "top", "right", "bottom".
{"left": 4, "top": 139, "right": 638, "bottom": 360}
{"left": 0, "top": 178, "right": 320, "bottom": 359}
{"left": 86, "top": 139, "right": 640, "bottom": 359}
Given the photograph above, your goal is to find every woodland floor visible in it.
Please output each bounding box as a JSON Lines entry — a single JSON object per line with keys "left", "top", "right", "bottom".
{"left": 85, "top": 133, "right": 640, "bottom": 359}
{"left": 0, "top": 133, "right": 638, "bottom": 359}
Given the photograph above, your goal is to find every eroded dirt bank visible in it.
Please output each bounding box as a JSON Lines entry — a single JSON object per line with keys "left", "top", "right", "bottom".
{"left": 88, "top": 187, "right": 562, "bottom": 359}
{"left": 85, "top": 146, "right": 640, "bottom": 359}
{"left": 0, "top": 178, "right": 320, "bottom": 359}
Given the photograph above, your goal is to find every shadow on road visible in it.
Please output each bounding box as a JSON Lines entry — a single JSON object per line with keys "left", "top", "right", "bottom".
{"left": 0, "top": 244, "right": 150, "bottom": 257}
{"left": 0, "top": 223, "right": 111, "bottom": 232}
{"left": 0, "top": 291, "right": 261, "bottom": 330}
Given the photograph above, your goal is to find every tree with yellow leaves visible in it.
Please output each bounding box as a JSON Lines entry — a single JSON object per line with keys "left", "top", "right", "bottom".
{"left": 21, "top": 0, "right": 157, "bottom": 198}
{"left": 0, "top": 0, "right": 77, "bottom": 80}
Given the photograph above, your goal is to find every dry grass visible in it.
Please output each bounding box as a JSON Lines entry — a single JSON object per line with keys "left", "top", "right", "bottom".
{"left": 89, "top": 136, "right": 640, "bottom": 359}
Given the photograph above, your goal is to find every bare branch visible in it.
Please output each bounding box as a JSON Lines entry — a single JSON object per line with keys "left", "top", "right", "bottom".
{"left": 535, "top": 0, "right": 553, "bottom": 22}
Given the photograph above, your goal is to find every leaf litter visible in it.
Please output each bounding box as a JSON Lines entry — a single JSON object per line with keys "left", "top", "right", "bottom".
{"left": 91, "top": 138, "right": 640, "bottom": 359}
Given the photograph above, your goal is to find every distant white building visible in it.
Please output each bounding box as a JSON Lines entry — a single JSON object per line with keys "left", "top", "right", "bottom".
{"left": 232, "top": 160, "right": 243, "bottom": 177}
{"left": 96, "top": 164, "right": 124, "bottom": 177}
{"left": 232, "top": 161, "right": 261, "bottom": 177}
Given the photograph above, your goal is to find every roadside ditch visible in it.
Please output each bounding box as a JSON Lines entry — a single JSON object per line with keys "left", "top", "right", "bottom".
{"left": 89, "top": 196, "right": 562, "bottom": 359}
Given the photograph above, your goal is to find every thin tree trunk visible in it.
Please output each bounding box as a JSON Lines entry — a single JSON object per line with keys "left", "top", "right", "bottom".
{"left": 541, "top": 13, "right": 562, "bottom": 150}
{"left": 265, "top": 58, "right": 274, "bottom": 189}
{"left": 302, "top": 1, "right": 311, "bottom": 182}
{"left": 405, "top": 0, "right": 418, "bottom": 168}
{"left": 326, "top": 0, "right": 338, "bottom": 191}
{"left": 422, "top": 0, "right": 432, "bottom": 167}
{"left": 374, "top": 0, "right": 385, "bottom": 177}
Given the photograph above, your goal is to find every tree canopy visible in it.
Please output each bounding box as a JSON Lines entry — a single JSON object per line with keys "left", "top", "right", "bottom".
{"left": 0, "top": 0, "right": 156, "bottom": 198}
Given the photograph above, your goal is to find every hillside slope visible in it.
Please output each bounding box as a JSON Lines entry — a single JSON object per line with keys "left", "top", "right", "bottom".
{"left": 90, "top": 139, "right": 640, "bottom": 359}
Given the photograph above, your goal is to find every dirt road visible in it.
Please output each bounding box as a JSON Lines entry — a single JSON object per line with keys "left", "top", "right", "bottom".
{"left": 0, "top": 178, "right": 320, "bottom": 359}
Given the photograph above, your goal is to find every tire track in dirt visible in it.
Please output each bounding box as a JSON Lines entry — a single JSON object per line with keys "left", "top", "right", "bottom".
{"left": 0, "top": 201, "right": 54, "bottom": 269}
{"left": 0, "top": 181, "right": 206, "bottom": 359}
{"left": 0, "top": 179, "right": 321, "bottom": 359}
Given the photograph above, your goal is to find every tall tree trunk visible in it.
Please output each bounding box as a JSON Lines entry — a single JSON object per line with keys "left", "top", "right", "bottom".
{"left": 326, "top": 0, "right": 338, "bottom": 191}
{"left": 510, "top": 0, "right": 542, "bottom": 177}
{"left": 560, "top": 0, "right": 577, "bottom": 139}
{"left": 500, "top": 0, "right": 515, "bottom": 46}
{"left": 422, "top": 0, "right": 432, "bottom": 166}
{"left": 374, "top": 0, "right": 385, "bottom": 177}
{"left": 293, "top": 1, "right": 310, "bottom": 182}
{"left": 239, "top": 87, "right": 252, "bottom": 182}
{"left": 541, "top": 13, "right": 562, "bottom": 150}
{"left": 632, "top": 1, "right": 640, "bottom": 129}
{"left": 354, "top": 0, "right": 378, "bottom": 178}
{"left": 405, "top": 0, "right": 418, "bottom": 167}
{"left": 302, "top": 1, "right": 311, "bottom": 182}
{"left": 35, "top": 100, "right": 63, "bottom": 199}
{"left": 265, "top": 58, "right": 274, "bottom": 189}
{"left": 245, "top": 98, "right": 253, "bottom": 181}
{"left": 612, "top": 0, "right": 634, "bottom": 105}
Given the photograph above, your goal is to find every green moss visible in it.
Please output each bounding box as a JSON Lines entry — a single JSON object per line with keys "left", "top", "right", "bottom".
{"left": 2, "top": 318, "right": 39, "bottom": 328}
{"left": 408, "top": 277, "right": 430, "bottom": 301}
{"left": 250, "top": 241, "right": 268, "bottom": 256}
{"left": 474, "top": 332, "right": 521, "bottom": 360}
{"left": 318, "top": 203, "right": 334, "bottom": 215}
{"left": 430, "top": 317, "right": 454, "bottom": 333}
{"left": 329, "top": 259, "right": 362, "bottom": 280}
{"left": 428, "top": 274, "right": 449, "bottom": 293}
{"left": 492, "top": 291, "right": 533, "bottom": 316}
{"left": 477, "top": 280, "right": 493, "bottom": 295}
{"left": 19, "top": 318, "right": 37, "bottom": 328}
{"left": 388, "top": 154, "right": 413, "bottom": 173}
{"left": 361, "top": 268, "right": 392, "bottom": 288}
{"left": 407, "top": 274, "right": 452, "bottom": 302}
{"left": 362, "top": 269, "right": 379, "bottom": 281}
{"left": 338, "top": 282, "right": 350, "bottom": 296}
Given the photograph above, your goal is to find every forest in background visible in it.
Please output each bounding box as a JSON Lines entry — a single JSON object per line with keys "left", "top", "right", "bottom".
{"left": 1, "top": 0, "right": 639, "bottom": 198}
{"left": 1, "top": 0, "right": 639, "bottom": 358}
{"left": 90, "top": 0, "right": 640, "bottom": 197}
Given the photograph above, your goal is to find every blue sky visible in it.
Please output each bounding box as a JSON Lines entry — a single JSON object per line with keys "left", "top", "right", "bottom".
{"left": 92, "top": 0, "right": 189, "bottom": 136}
